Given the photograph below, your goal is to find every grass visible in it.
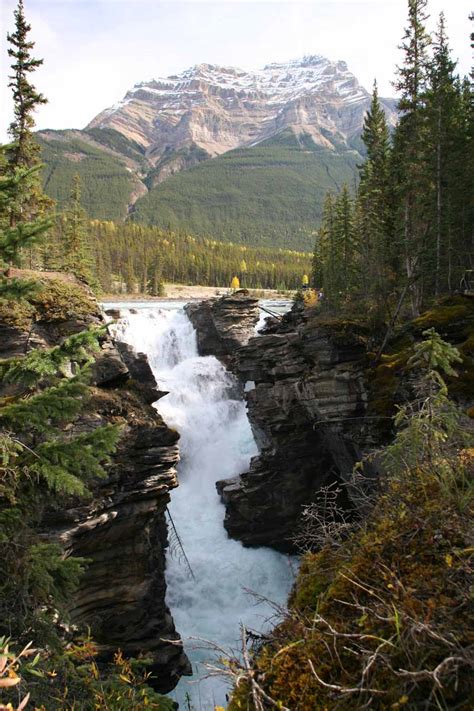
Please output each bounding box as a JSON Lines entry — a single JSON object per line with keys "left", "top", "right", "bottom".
{"left": 229, "top": 458, "right": 474, "bottom": 710}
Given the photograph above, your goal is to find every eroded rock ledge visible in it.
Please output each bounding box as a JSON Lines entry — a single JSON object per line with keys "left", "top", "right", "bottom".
{"left": 0, "top": 279, "right": 190, "bottom": 693}
{"left": 216, "top": 307, "right": 375, "bottom": 552}
{"left": 50, "top": 341, "right": 190, "bottom": 692}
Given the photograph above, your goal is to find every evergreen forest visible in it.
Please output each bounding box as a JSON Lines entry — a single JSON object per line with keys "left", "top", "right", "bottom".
{"left": 311, "top": 6, "right": 473, "bottom": 319}
{"left": 45, "top": 214, "right": 313, "bottom": 295}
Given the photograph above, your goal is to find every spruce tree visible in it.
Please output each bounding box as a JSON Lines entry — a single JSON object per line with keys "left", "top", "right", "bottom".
{"left": 123, "top": 255, "right": 137, "bottom": 294}
{"left": 361, "top": 81, "right": 391, "bottom": 171}
{"left": 3, "top": 0, "right": 55, "bottom": 277}
{"left": 357, "top": 82, "right": 393, "bottom": 308}
{"left": 448, "top": 74, "right": 473, "bottom": 290}
{"left": 147, "top": 250, "right": 164, "bottom": 296}
{"left": 392, "top": 0, "right": 431, "bottom": 315}
{"left": 312, "top": 192, "right": 335, "bottom": 291}
{"left": 313, "top": 188, "right": 357, "bottom": 304}
{"left": 62, "top": 174, "right": 94, "bottom": 283}
{"left": 0, "top": 147, "right": 51, "bottom": 293}
{"left": 333, "top": 185, "right": 356, "bottom": 297}
{"left": 0, "top": 163, "right": 120, "bottom": 638}
{"left": 7, "top": 0, "right": 46, "bottom": 169}
{"left": 424, "top": 13, "right": 458, "bottom": 295}
{"left": 5, "top": 0, "right": 51, "bottom": 232}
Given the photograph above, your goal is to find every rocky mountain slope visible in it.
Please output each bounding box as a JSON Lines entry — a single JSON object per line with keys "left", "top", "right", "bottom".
{"left": 37, "top": 56, "right": 397, "bottom": 247}
{"left": 88, "top": 56, "right": 395, "bottom": 164}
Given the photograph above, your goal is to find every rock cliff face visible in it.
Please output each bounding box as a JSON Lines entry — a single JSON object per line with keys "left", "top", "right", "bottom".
{"left": 51, "top": 345, "right": 190, "bottom": 692}
{"left": 214, "top": 307, "right": 374, "bottom": 552}
{"left": 88, "top": 56, "right": 396, "bottom": 166}
{"left": 184, "top": 295, "right": 373, "bottom": 552}
{"left": 0, "top": 279, "right": 190, "bottom": 693}
{"left": 184, "top": 290, "right": 260, "bottom": 364}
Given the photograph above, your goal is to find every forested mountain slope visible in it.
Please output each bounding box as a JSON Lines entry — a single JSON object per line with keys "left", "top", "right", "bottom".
{"left": 36, "top": 55, "right": 396, "bottom": 248}
{"left": 38, "top": 128, "right": 147, "bottom": 221}
{"left": 130, "top": 130, "right": 360, "bottom": 249}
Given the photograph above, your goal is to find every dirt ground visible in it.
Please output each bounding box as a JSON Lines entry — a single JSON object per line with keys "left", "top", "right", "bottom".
{"left": 7, "top": 271, "right": 292, "bottom": 302}
{"left": 101, "top": 284, "right": 292, "bottom": 302}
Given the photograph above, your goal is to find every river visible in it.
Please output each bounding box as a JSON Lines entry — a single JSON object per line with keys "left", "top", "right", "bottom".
{"left": 112, "top": 302, "right": 294, "bottom": 710}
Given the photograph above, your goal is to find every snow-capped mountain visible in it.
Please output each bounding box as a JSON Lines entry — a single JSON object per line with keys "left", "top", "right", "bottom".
{"left": 37, "top": 55, "right": 397, "bottom": 240}
{"left": 88, "top": 55, "right": 396, "bottom": 166}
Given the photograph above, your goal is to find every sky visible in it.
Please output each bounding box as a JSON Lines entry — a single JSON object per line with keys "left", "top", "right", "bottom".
{"left": 0, "top": 0, "right": 471, "bottom": 141}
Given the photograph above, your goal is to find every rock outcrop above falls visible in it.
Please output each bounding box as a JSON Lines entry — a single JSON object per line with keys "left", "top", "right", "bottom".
{"left": 0, "top": 277, "right": 190, "bottom": 693}
{"left": 185, "top": 290, "right": 260, "bottom": 363}
{"left": 216, "top": 308, "right": 374, "bottom": 552}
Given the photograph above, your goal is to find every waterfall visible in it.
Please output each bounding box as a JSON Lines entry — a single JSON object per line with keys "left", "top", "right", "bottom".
{"left": 115, "top": 306, "right": 294, "bottom": 710}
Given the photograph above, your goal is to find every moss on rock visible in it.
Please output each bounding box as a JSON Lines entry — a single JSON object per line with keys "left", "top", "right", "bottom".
{"left": 367, "top": 296, "right": 474, "bottom": 435}
{"left": 0, "top": 276, "right": 98, "bottom": 331}
{"left": 31, "top": 278, "right": 98, "bottom": 323}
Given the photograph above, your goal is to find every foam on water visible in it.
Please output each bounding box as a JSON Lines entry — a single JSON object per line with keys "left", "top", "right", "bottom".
{"left": 115, "top": 307, "right": 294, "bottom": 710}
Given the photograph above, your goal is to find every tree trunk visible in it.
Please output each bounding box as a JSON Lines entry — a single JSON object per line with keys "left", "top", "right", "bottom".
{"left": 435, "top": 108, "right": 442, "bottom": 295}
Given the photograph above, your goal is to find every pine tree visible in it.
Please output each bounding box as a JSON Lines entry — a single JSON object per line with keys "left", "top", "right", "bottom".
{"left": 383, "top": 328, "right": 466, "bottom": 479}
{"left": 147, "top": 250, "right": 164, "bottom": 296}
{"left": 392, "top": 0, "right": 431, "bottom": 315}
{"left": 323, "top": 186, "right": 355, "bottom": 302}
{"left": 123, "top": 255, "right": 137, "bottom": 294}
{"left": 0, "top": 332, "right": 120, "bottom": 631}
{"left": 357, "top": 82, "right": 394, "bottom": 307}
{"left": 62, "top": 174, "right": 94, "bottom": 283}
{"left": 5, "top": 0, "right": 52, "bottom": 235}
{"left": 448, "top": 75, "right": 474, "bottom": 291}
{"left": 361, "top": 81, "right": 391, "bottom": 171}
{"left": 424, "top": 13, "right": 458, "bottom": 295}
{"left": 334, "top": 185, "right": 356, "bottom": 295}
{"left": 0, "top": 148, "right": 51, "bottom": 294}
{"left": 7, "top": 0, "right": 46, "bottom": 168}
{"left": 312, "top": 192, "right": 335, "bottom": 290}
{"left": 0, "top": 162, "right": 120, "bottom": 637}
{"left": 312, "top": 188, "right": 357, "bottom": 303}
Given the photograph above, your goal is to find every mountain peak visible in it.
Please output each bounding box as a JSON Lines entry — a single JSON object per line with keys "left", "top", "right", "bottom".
{"left": 263, "top": 54, "right": 327, "bottom": 70}
{"left": 87, "top": 54, "right": 395, "bottom": 162}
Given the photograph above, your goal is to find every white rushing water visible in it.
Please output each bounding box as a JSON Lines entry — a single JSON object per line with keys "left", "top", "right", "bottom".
{"left": 115, "top": 306, "right": 294, "bottom": 710}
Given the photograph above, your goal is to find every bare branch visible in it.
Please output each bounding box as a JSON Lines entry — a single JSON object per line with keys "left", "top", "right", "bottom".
{"left": 308, "top": 658, "right": 386, "bottom": 696}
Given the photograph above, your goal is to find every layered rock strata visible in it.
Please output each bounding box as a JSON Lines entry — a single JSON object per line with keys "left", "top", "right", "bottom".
{"left": 52, "top": 343, "right": 189, "bottom": 691}
{"left": 184, "top": 289, "right": 260, "bottom": 364}
{"left": 88, "top": 56, "right": 397, "bottom": 163}
{"left": 0, "top": 280, "right": 189, "bottom": 692}
{"left": 215, "top": 307, "right": 374, "bottom": 552}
